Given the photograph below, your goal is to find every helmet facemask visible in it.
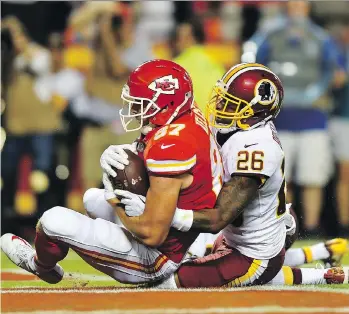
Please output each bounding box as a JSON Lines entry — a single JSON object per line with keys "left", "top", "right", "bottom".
{"left": 120, "top": 85, "right": 194, "bottom": 135}
{"left": 206, "top": 64, "right": 283, "bottom": 133}
{"left": 120, "top": 85, "right": 161, "bottom": 133}
{"left": 206, "top": 80, "right": 256, "bottom": 132}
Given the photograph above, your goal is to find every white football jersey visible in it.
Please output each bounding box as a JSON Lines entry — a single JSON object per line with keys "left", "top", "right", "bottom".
{"left": 219, "top": 121, "right": 286, "bottom": 259}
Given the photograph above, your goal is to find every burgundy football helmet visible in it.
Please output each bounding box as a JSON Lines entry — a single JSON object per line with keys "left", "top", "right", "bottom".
{"left": 120, "top": 59, "right": 194, "bottom": 133}
{"left": 206, "top": 63, "right": 284, "bottom": 132}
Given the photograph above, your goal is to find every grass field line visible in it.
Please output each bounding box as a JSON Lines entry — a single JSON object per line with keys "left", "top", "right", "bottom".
{"left": 2, "top": 286, "right": 349, "bottom": 294}
{"left": 3, "top": 306, "right": 349, "bottom": 314}
{"left": 1, "top": 268, "right": 112, "bottom": 281}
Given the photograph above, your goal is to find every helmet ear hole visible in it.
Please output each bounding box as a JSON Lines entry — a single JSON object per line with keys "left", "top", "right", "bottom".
{"left": 160, "top": 106, "right": 169, "bottom": 113}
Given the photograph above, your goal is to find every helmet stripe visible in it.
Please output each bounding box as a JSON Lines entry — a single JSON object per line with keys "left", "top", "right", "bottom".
{"left": 221, "top": 63, "right": 247, "bottom": 81}
{"left": 225, "top": 66, "right": 275, "bottom": 86}
{"left": 222, "top": 63, "right": 269, "bottom": 84}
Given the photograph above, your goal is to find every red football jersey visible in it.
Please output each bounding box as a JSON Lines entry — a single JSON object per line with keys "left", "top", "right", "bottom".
{"left": 137, "top": 107, "right": 224, "bottom": 263}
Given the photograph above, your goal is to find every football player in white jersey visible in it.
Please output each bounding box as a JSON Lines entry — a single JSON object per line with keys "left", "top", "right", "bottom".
{"left": 112, "top": 63, "right": 348, "bottom": 287}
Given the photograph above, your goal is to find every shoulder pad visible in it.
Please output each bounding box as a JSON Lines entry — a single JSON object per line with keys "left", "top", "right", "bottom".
{"left": 144, "top": 128, "right": 197, "bottom": 175}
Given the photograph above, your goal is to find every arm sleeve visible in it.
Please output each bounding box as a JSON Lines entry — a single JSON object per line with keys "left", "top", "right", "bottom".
{"left": 145, "top": 136, "right": 197, "bottom": 176}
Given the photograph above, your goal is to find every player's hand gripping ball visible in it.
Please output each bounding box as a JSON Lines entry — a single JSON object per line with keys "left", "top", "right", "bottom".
{"left": 109, "top": 149, "right": 149, "bottom": 197}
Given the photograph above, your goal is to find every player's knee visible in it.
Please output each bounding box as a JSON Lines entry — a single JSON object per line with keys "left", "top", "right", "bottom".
{"left": 83, "top": 188, "right": 116, "bottom": 222}
{"left": 40, "top": 206, "right": 80, "bottom": 238}
{"left": 83, "top": 188, "right": 102, "bottom": 217}
{"left": 93, "top": 218, "right": 132, "bottom": 253}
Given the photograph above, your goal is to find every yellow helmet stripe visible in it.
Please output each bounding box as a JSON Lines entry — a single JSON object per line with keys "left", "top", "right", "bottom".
{"left": 222, "top": 63, "right": 269, "bottom": 84}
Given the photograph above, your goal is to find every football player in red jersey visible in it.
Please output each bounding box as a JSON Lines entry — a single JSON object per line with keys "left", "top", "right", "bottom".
{"left": 102, "top": 59, "right": 224, "bottom": 267}
{"left": 1, "top": 60, "right": 224, "bottom": 285}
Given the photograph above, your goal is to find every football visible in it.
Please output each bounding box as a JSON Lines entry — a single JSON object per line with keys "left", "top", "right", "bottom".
{"left": 109, "top": 149, "right": 150, "bottom": 197}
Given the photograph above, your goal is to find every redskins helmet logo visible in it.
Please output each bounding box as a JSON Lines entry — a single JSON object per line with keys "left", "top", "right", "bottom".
{"left": 148, "top": 75, "right": 179, "bottom": 95}
{"left": 254, "top": 79, "right": 277, "bottom": 105}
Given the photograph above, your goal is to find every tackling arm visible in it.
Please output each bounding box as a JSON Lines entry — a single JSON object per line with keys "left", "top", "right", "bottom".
{"left": 180, "top": 135, "right": 283, "bottom": 234}
{"left": 190, "top": 175, "right": 259, "bottom": 233}
{"left": 115, "top": 175, "right": 182, "bottom": 248}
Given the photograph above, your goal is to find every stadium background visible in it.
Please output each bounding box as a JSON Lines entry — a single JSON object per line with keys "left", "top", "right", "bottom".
{"left": 1, "top": 0, "right": 348, "bottom": 242}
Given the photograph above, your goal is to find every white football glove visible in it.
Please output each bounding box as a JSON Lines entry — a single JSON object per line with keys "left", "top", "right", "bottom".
{"left": 114, "top": 189, "right": 194, "bottom": 231}
{"left": 100, "top": 143, "right": 137, "bottom": 178}
{"left": 103, "top": 172, "right": 117, "bottom": 201}
{"left": 114, "top": 189, "right": 146, "bottom": 217}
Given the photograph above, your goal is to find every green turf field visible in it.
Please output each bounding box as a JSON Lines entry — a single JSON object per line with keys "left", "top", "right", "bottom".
{"left": 1, "top": 240, "right": 348, "bottom": 290}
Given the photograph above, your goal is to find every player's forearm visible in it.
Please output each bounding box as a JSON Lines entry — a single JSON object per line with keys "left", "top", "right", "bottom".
{"left": 191, "top": 199, "right": 238, "bottom": 234}
{"left": 115, "top": 205, "right": 149, "bottom": 237}
{"left": 191, "top": 176, "right": 259, "bottom": 233}
{"left": 115, "top": 205, "right": 168, "bottom": 247}
{"left": 191, "top": 208, "right": 222, "bottom": 233}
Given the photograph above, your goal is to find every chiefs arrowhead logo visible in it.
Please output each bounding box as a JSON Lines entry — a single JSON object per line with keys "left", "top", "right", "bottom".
{"left": 148, "top": 75, "right": 179, "bottom": 95}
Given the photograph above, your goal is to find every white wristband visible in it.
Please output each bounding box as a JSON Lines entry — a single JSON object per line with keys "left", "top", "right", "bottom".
{"left": 171, "top": 207, "right": 194, "bottom": 232}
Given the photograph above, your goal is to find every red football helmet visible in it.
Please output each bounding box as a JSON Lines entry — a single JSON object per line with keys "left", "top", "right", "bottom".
{"left": 206, "top": 63, "right": 284, "bottom": 132}
{"left": 120, "top": 59, "right": 194, "bottom": 133}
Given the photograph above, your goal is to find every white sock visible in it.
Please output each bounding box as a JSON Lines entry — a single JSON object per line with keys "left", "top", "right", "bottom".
{"left": 267, "top": 268, "right": 286, "bottom": 285}
{"left": 156, "top": 274, "right": 178, "bottom": 289}
{"left": 268, "top": 266, "right": 327, "bottom": 285}
{"left": 285, "top": 243, "right": 330, "bottom": 266}
{"left": 300, "top": 268, "right": 327, "bottom": 284}
{"left": 310, "top": 243, "right": 330, "bottom": 261}
{"left": 284, "top": 248, "right": 306, "bottom": 267}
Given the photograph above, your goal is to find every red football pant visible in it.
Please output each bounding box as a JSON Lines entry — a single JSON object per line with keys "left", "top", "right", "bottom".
{"left": 177, "top": 234, "right": 285, "bottom": 288}
{"left": 35, "top": 228, "right": 69, "bottom": 268}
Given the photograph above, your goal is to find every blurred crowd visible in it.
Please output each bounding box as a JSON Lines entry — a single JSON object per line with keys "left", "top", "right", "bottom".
{"left": 1, "top": 1, "right": 348, "bottom": 239}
